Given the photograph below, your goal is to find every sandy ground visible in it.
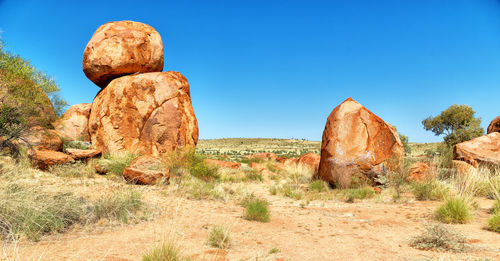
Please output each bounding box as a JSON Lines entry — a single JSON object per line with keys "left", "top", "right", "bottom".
{"left": 3, "top": 181, "right": 500, "bottom": 261}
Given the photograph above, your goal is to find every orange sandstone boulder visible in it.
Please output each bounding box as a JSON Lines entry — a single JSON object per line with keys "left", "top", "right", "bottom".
{"left": 83, "top": 21, "right": 164, "bottom": 88}
{"left": 297, "top": 153, "right": 320, "bottom": 172}
{"left": 487, "top": 116, "right": 500, "bottom": 134}
{"left": 65, "top": 148, "right": 101, "bottom": 160}
{"left": 21, "top": 126, "right": 63, "bottom": 151}
{"left": 407, "top": 161, "right": 435, "bottom": 182}
{"left": 28, "top": 149, "right": 74, "bottom": 170}
{"left": 204, "top": 159, "right": 241, "bottom": 169}
{"left": 53, "top": 103, "right": 92, "bottom": 141}
{"left": 88, "top": 71, "right": 199, "bottom": 157}
{"left": 454, "top": 132, "right": 500, "bottom": 167}
{"left": 317, "top": 98, "right": 404, "bottom": 188}
{"left": 123, "top": 155, "right": 169, "bottom": 185}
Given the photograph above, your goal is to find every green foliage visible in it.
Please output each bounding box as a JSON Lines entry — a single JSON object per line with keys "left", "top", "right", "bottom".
{"left": 341, "top": 187, "right": 375, "bottom": 202}
{"left": 243, "top": 197, "right": 270, "bottom": 222}
{"left": 62, "top": 140, "right": 93, "bottom": 151}
{"left": 412, "top": 181, "right": 449, "bottom": 201}
{"left": 422, "top": 104, "right": 484, "bottom": 147}
{"left": 92, "top": 190, "right": 144, "bottom": 223}
{"left": 101, "top": 153, "right": 137, "bottom": 176}
{"left": 207, "top": 225, "right": 231, "bottom": 249}
{"left": 280, "top": 184, "right": 304, "bottom": 200}
{"left": 435, "top": 197, "right": 473, "bottom": 224}
{"left": 308, "top": 180, "right": 330, "bottom": 192}
{"left": 0, "top": 40, "right": 67, "bottom": 124}
{"left": 410, "top": 224, "right": 468, "bottom": 252}
{"left": 399, "top": 133, "right": 412, "bottom": 155}
{"left": 142, "top": 242, "right": 184, "bottom": 261}
{"left": 487, "top": 214, "right": 500, "bottom": 233}
{"left": 0, "top": 104, "right": 27, "bottom": 158}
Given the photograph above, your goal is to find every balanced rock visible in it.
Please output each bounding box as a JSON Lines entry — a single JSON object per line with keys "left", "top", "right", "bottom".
{"left": 53, "top": 103, "right": 92, "bottom": 141}
{"left": 204, "top": 159, "right": 241, "bottom": 169}
{"left": 123, "top": 155, "right": 169, "bottom": 185}
{"left": 454, "top": 132, "right": 500, "bottom": 167}
{"left": 21, "top": 126, "right": 63, "bottom": 151}
{"left": 88, "top": 71, "right": 199, "bottom": 156}
{"left": 318, "top": 98, "right": 404, "bottom": 188}
{"left": 487, "top": 116, "right": 500, "bottom": 134}
{"left": 83, "top": 21, "right": 164, "bottom": 88}
{"left": 297, "top": 153, "right": 320, "bottom": 172}
{"left": 28, "top": 149, "right": 74, "bottom": 170}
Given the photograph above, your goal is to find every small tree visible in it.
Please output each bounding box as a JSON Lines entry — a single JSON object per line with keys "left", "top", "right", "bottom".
{"left": 0, "top": 100, "right": 27, "bottom": 158}
{"left": 422, "top": 105, "right": 484, "bottom": 147}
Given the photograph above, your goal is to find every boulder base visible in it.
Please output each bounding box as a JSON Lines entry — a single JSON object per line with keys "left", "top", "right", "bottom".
{"left": 83, "top": 21, "right": 164, "bottom": 88}
{"left": 88, "top": 71, "right": 199, "bottom": 157}
{"left": 53, "top": 103, "right": 92, "bottom": 141}
{"left": 317, "top": 98, "right": 404, "bottom": 188}
{"left": 454, "top": 132, "right": 500, "bottom": 167}
{"left": 123, "top": 156, "right": 169, "bottom": 185}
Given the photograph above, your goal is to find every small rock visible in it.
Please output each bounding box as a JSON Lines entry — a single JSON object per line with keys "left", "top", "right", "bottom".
{"left": 123, "top": 155, "right": 169, "bottom": 185}
{"left": 65, "top": 148, "right": 101, "bottom": 160}
{"left": 28, "top": 149, "right": 75, "bottom": 170}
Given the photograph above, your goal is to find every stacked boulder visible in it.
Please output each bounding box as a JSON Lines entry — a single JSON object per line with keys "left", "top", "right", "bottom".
{"left": 317, "top": 98, "right": 404, "bottom": 188}
{"left": 76, "top": 21, "right": 199, "bottom": 184}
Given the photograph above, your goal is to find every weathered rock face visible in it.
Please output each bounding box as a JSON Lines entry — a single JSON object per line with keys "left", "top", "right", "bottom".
{"left": 88, "top": 71, "right": 199, "bottom": 157}
{"left": 123, "top": 155, "right": 169, "bottom": 185}
{"left": 65, "top": 148, "right": 101, "bottom": 160}
{"left": 317, "top": 98, "right": 404, "bottom": 188}
{"left": 28, "top": 149, "right": 75, "bottom": 170}
{"left": 83, "top": 21, "right": 164, "bottom": 88}
{"left": 297, "top": 153, "right": 320, "bottom": 173}
{"left": 454, "top": 132, "right": 500, "bottom": 167}
{"left": 407, "top": 161, "right": 435, "bottom": 182}
{"left": 487, "top": 116, "right": 500, "bottom": 134}
{"left": 204, "top": 159, "right": 241, "bottom": 169}
{"left": 53, "top": 103, "right": 92, "bottom": 141}
{"left": 21, "top": 126, "right": 63, "bottom": 151}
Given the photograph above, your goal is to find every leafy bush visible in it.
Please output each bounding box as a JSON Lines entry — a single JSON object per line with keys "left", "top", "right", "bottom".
{"left": 0, "top": 104, "right": 26, "bottom": 158}
{"left": 435, "top": 197, "right": 473, "bottom": 224}
{"left": 410, "top": 224, "right": 468, "bottom": 252}
{"left": 243, "top": 197, "right": 270, "bottom": 222}
{"left": 491, "top": 199, "right": 500, "bottom": 215}
{"left": 207, "top": 225, "right": 231, "bottom": 249}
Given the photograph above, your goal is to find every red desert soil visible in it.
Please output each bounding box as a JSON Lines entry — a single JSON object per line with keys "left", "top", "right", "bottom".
{"left": 6, "top": 183, "right": 500, "bottom": 261}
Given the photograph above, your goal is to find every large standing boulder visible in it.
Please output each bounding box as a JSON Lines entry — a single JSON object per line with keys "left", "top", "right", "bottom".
{"left": 88, "top": 71, "right": 199, "bottom": 157}
{"left": 487, "top": 116, "right": 500, "bottom": 134}
{"left": 454, "top": 132, "right": 500, "bottom": 167}
{"left": 317, "top": 98, "right": 404, "bottom": 188}
{"left": 52, "top": 103, "right": 92, "bottom": 141}
{"left": 83, "top": 21, "right": 164, "bottom": 88}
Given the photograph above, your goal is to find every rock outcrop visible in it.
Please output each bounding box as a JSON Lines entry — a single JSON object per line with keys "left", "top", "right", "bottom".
{"left": 297, "top": 153, "right": 320, "bottom": 173}
{"left": 317, "top": 98, "right": 404, "bottom": 188}
{"left": 83, "top": 21, "right": 164, "bottom": 88}
{"left": 487, "top": 116, "right": 500, "bottom": 134}
{"left": 53, "top": 103, "right": 92, "bottom": 141}
{"left": 123, "top": 155, "right": 169, "bottom": 185}
{"left": 28, "top": 149, "right": 75, "bottom": 170}
{"left": 21, "top": 126, "right": 63, "bottom": 151}
{"left": 65, "top": 148, "right": 101, "bottom": 160}
{"left": 204, "top": 159, "right": 241, "bottom": 169}
{"left": 88, "top": 71, "right": 199, "bottom": 157}
{"left": 454, "top": 132, "right": 500, "bottom": 167}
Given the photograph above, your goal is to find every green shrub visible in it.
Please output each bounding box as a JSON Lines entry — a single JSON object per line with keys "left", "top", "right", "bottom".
{"left": 435, "top": 197, "right": 473, "bottom": 224}
{"left": 410, "top": 224, "right": 468, "bottom": 252}
{"left": 142, "top": 242, "right": 183, "bottom": 261}
{"left": 487, "top": 214, "right": 500, "bottom": 233}
{"left": 341, "top": 187, "right": 375, "bottom": 202}
{"left": 244, "top": 198, "right": 270, "bottom": 222}
{"left": 93, "top": 190, "right": 144, "bottom": 223}
{"left": 101, "top": 153, "right": 137, "bottom": 176}
{"left": 244, "top": 169, "right": 263, "bottom": 182}
{"left": 412, "top": 181, "right": 448, "bottom": 201}
{"left": 207, "top": 225, "right": 231, "bottom": 249}
{"left": 281, "top": 184, "right": 304, "bottom": 200}
{"left": 0, "top": 183, "right": 86, "bottom": 241}
{"left": 309, "top": 180, "right": 329, "bottom": 192}
{"left": 491, "top": 199, "right": 500, "bottom": 215}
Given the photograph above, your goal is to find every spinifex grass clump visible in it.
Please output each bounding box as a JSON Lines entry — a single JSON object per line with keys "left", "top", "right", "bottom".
{"left": 341, "top": 187, "right": 375, "bottom": 202}
{"left": 412, "top": 181, "right": 449, "bottom": 201}
{"left": 435, "top": 197, "right": 473, "bottom": 224}
{"left": 93, "top": 190, "right": 144, "bottom": 223}
{"left": 242, "top": 197, "right": 270, "bottom": 222}
{"left": 487, "top": 199, "right": 500, "bottom": 233}
{"left": 410, "top": 224, "right": 469, "bottom": 252}
{"left": 142, "top": 242, "right": 183, "bottom": 261}
{"left": 207, "top": 225, "right": 231, "bottom": 249}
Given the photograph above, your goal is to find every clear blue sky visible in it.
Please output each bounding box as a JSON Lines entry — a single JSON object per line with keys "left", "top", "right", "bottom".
{"left": 1, "top": 0, "right": 499, "bottom": 142}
